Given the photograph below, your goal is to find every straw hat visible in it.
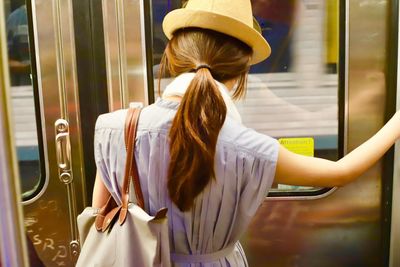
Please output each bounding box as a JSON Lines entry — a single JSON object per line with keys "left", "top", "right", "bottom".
{"left": 162, "top": 0, "right": 271, "bottom": 65}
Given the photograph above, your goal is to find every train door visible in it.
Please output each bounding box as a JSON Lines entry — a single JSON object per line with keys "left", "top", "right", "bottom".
{"left": 237, "top": 1, "right": 394, "bottom": 266}
{"left": 1, "top": 0, "right": 91, "bottom": 265}
{"left": 100, "top": 0, "right": 399, "bottom": 266}
{"left": 2, "top": 0, "right": 148, "bottom": 265}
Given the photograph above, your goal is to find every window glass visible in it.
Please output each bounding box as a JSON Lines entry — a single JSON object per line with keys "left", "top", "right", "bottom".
{"left": 4, "top": 0, "right": 43, "bottom": 199}
{"left": 239, "top": 0, "right": 339, "bottom": 193}
{"left": 151, "top": 0, "right": 339, "bottom": 195}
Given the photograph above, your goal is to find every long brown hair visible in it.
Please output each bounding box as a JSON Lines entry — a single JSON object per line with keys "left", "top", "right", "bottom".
{"left": 159, "top": 28, "right": 252, "bottom": 211}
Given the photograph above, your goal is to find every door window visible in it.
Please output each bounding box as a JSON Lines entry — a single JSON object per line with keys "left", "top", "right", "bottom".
{"left": 4, "top": 0, "right": 45, "bottom": 200}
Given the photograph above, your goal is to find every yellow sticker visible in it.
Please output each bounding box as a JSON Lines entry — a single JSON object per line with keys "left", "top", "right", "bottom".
{"left": 279, "top": 137, "right": 314, "bottom": 157}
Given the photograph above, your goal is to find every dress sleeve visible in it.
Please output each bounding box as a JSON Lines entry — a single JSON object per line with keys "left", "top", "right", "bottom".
{"left": 234, "top": 128, "right": 280, "bottom": 218}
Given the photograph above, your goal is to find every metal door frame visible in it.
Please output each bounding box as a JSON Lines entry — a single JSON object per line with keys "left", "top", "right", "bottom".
{"left": 0, "top": 0, "right": 29, "bottom": 265}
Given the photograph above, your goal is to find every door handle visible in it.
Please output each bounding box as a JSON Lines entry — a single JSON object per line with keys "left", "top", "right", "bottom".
{"left": 55, "top": 119, "right": 71, "bottom": 172}
{"left": 55, "top": 132, "right": 70, "bottom": 171}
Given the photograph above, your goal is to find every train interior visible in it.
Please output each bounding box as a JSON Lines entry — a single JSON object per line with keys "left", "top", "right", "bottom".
{"left": 0, "top": 0, "right": 400, "bottom": 266}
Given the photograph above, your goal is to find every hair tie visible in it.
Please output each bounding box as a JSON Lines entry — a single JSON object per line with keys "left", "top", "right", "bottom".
{"left": 194, "top": 64, "right": 212, "bottom": 72}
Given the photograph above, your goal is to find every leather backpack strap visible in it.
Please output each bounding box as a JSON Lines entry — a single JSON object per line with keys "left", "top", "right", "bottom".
{"left": 126, "top": 108, "right": 145, "bottom": 209}
{"left": 119, "top": 108, "right": 144, "bottom": 224}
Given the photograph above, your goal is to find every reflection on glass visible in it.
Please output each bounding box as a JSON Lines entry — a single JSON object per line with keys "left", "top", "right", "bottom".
{"left": 7, "top": 4, "right": 30, "bottom": 85}
{"left": 245, "top": 0, "right": 339, "bottom": 192}
{"left": 151, "top": 0, "right": 339, "bottom": 194}
{"left": 5, "top": 0, "right": 41, "bottom": 198}
{"left": 251, "top": 1, "right": 296, "bottom": 73}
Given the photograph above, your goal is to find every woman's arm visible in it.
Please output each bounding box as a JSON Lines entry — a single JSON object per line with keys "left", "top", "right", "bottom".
{"left": 274, "top": 111, "right": 400, "bottom": 187}
{"left": 92, "top": 171, "right": 110, "bottom": 208}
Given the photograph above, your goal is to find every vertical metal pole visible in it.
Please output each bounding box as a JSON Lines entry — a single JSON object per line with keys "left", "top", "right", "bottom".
{"left": 0, "top": 0, "right": 30, "bottom": 266}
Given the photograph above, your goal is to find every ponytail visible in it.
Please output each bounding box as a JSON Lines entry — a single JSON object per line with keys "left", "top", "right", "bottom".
{"left": 168, "top": 68, "right": 227, "bottom": 211}
{"left": 161, "top": 28, "right": 252, "bottom": 211}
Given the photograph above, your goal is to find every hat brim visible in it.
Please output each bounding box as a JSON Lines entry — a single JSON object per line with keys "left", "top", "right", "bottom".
{"left": 163, "top": 9, "right": 271, "bottom": 65}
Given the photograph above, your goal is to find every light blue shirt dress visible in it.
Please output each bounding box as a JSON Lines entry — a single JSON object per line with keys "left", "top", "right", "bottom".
{"left": 94, "top": 98, "right": 279, "bottom": 266}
